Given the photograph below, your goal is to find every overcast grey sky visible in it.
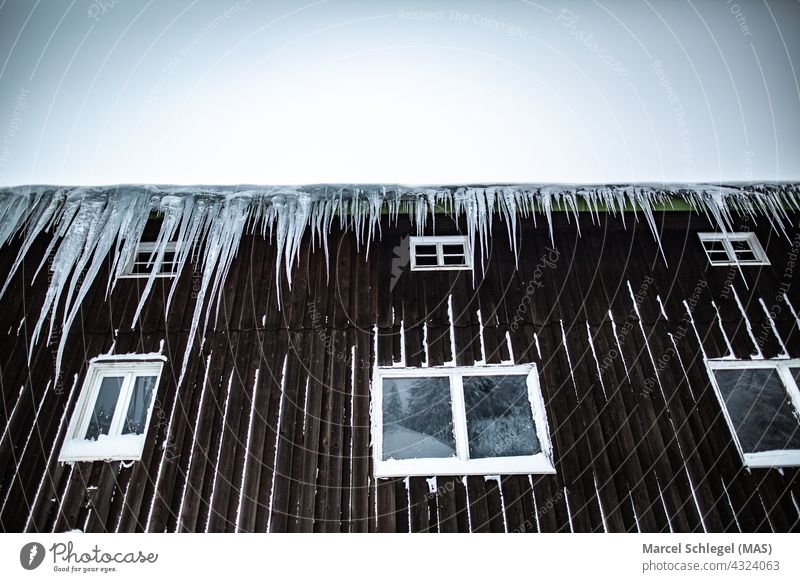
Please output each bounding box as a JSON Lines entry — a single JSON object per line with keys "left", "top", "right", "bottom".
{"left": 0, "top": 0, "right": 798, "bottom": 186}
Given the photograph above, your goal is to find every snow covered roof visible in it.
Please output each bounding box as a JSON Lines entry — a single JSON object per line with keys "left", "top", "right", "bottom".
{"left": 1, "top": 182, "right": 797, "bottom": 383}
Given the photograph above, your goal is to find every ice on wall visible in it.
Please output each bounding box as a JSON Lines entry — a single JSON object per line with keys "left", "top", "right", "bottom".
{"left": 0, "top": 182, "right": 797, "bottom": 383}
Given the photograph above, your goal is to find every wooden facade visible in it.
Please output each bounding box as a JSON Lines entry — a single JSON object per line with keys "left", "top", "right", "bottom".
{"left": 1, "top": 208, "right": 799, "bottom": 533}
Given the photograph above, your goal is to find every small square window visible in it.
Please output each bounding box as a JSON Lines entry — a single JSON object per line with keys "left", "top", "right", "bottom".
{"left": 373, "top": 365, "right": 555, "bottom": 477}
{"left": 698, "top": 232, "right": 769, "bottom": 266}
{"left": 59, "top": 357, "right": 164, "bottom": 462}
{"left": 409, "top": 236, "right": 472, "bottom": 271}
{"left": 121, "top": 241, "right": 180, "bottom": 278}
{"left": 707, "top": 359, "right": 800, "bottom": 468}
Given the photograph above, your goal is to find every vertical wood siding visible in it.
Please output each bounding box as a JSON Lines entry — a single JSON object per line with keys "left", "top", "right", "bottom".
{"left": 0, "top": 210, "right": 798, "bottom": 532}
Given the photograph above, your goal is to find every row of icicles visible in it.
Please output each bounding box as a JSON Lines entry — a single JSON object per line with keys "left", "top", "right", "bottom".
{"left": 0, "top": 183, "right": 797, "bottom": 385}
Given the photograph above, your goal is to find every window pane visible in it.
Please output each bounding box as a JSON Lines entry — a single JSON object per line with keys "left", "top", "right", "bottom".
{"left": 414, "top": 245, "right": 436, "bottom": 255}
{"left": 793, "top": 368, "right": 800, "bottom": 387}
{"left": 443, "top": 255, "right": 466, "bottom": 266}
{"left": 463, "top": 375, "right": 540, "bottom": 458}
{"left": 442, "top": 244, "right": 465, "bottom": 255}
{"left": 382, "top": 377, "right": 455, "bottom": 460}
{"left": 703, "top": 240, "right": 726, "bottom": 251}
{"left": 85, "top": 377, "right": 124, "bottom": 441}
{"left": 715, "top": 369, "right": 800, "bottom": 454}
{"left": 122, "top": 375, "right": 157, "bottom": 435}
{"left": 132, "top": 262, "right": 151, "bottom": 274}
{"left": 734, "top": 250, "right": 758, "bottom": 262}
{"left": 415, "top": 255, "right": 438, "bottom": 267}
{"left": 730, "top": 239, "right": 752, "bottom": 252}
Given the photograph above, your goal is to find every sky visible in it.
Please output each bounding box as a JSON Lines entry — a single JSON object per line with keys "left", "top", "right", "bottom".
{"left": 0, "top": 0, "right": 798, "bottom": 186}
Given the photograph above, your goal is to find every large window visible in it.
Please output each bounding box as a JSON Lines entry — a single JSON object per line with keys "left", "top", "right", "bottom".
{"left": 698, "top": 232, "right": 769, "bottom": 266}
{"left": 409, "top": 235, "right": 472, "bottom": 271}
{"left": 59, "top": 357, "right": 164, "bottom": 462}
{"left": 372, "top": 365, "right": 554, "bottom": 477}
{"left": 707, "top": 359, "right": 800, "bottom": 468}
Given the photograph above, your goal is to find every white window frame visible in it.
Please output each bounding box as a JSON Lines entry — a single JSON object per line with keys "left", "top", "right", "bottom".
{"left": 59, "top": 357, "right": 165, "bottom": 462}
{"left": 120, "top": 241, "right": 180, "bottom": 278}
{"left": 409, "top": 235, "right": 473, "bottom": 271}
{"left": 698, "top": 232, "right": 769, "bottom": 266}
{"left": 706, "top": 359, "right": 800, "bottom": 468}
{"left": 372, "top": 364, "right": 555, "bottom": 477}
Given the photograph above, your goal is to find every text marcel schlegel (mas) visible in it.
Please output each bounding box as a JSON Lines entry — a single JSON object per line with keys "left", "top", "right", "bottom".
{"left": 643, "top": 543, "right": 771, "bottom": 557}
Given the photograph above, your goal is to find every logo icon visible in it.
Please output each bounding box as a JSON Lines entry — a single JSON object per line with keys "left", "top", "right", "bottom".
{"left": 390, "top": 236, "right": 410, "bottom": 292}
{"left": 20, "top": 542, "right": 46, "bottom": 570}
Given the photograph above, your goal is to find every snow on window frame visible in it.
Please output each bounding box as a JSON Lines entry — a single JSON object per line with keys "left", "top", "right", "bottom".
{"left": 706, "top": 359, "right": 800, "bottom": 469}
{"left": 372, "top": 364, "right": 555, "bottom": 477}
{"left": 409, "top": 235, "right": 473, "bottom": 272}
{"left": 119, "top": 241, "right": 180, "bottom": 279}
{"left": 698, "top": 232, "right": 769, "bottom": 267}
{"left": 58, "top": 357, "right": 165, "bottom": 462}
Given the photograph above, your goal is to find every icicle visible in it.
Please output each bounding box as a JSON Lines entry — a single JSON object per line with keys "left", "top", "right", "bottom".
{"left": 266, "top": 354, "right": 288, "bottom": 533}
{"left": 502, "top": 330, "right": 514, "bottom": 365}
{"left": 627, "top": 280, "right": 665, "bottom": 398}
{"left": 758, "top": 298, "right": 789, "bottom": 358}
{"left": 204, "top": 371, "right": 234, "bottom": 532}
{"left": 174, "top": 352, "right": 213, "bottom": 531}
{"left": 446, "top": 295, "right": 457, "bottom": 366}
{"left": 585, "top": 322, "right": 607, "bottom": 399}
{"left": 475, "top": 309, "right": 487, "bottom": 365}
{"left": 235, "top": 367, "right": 259, "bottom": 532}
{"left": 783, "top": 293, "right": 800, "bottom": 331}
{"left": 559, "top": 320, "right": 578, "bottom": 398}
{"left": 711, "top": 300, "right": 736, "bottom": 359}
{"left": 656, "top": 295, "right": 669, "bottom": 320}
{"left": 422, "top": 322, "right": 429, "bottom": 368}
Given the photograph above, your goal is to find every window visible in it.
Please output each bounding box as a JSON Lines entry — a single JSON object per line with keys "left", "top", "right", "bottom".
{"left": 698, "top": 232, "right": 769, "bottom": 266}
{"left": 707, "top": 359, "right": 800, "bottom": 468}
{"left": 372, "top": 365, "right": 554, "bottom": 477}
{"left": 59, "top": 357, "right": 164, "bottom": 462}
{"left": 121, "top": 241, "right": 180, "bottom": 278}
{"left": 410, "top": 235, "right": 472, "bottom": 271}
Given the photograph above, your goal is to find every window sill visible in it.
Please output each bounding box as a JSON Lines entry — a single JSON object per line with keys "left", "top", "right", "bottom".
{"left": 743, "top": 450, "right": 800, "bottom": 469}
{"left": 707, "top": 260, "right": 771, "bottom": 267}
{"left": 375, "top": 453, "right": 556, "bottom": 478}
{"left": 58, "top": 435, "right": 146, "bottom": 463}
